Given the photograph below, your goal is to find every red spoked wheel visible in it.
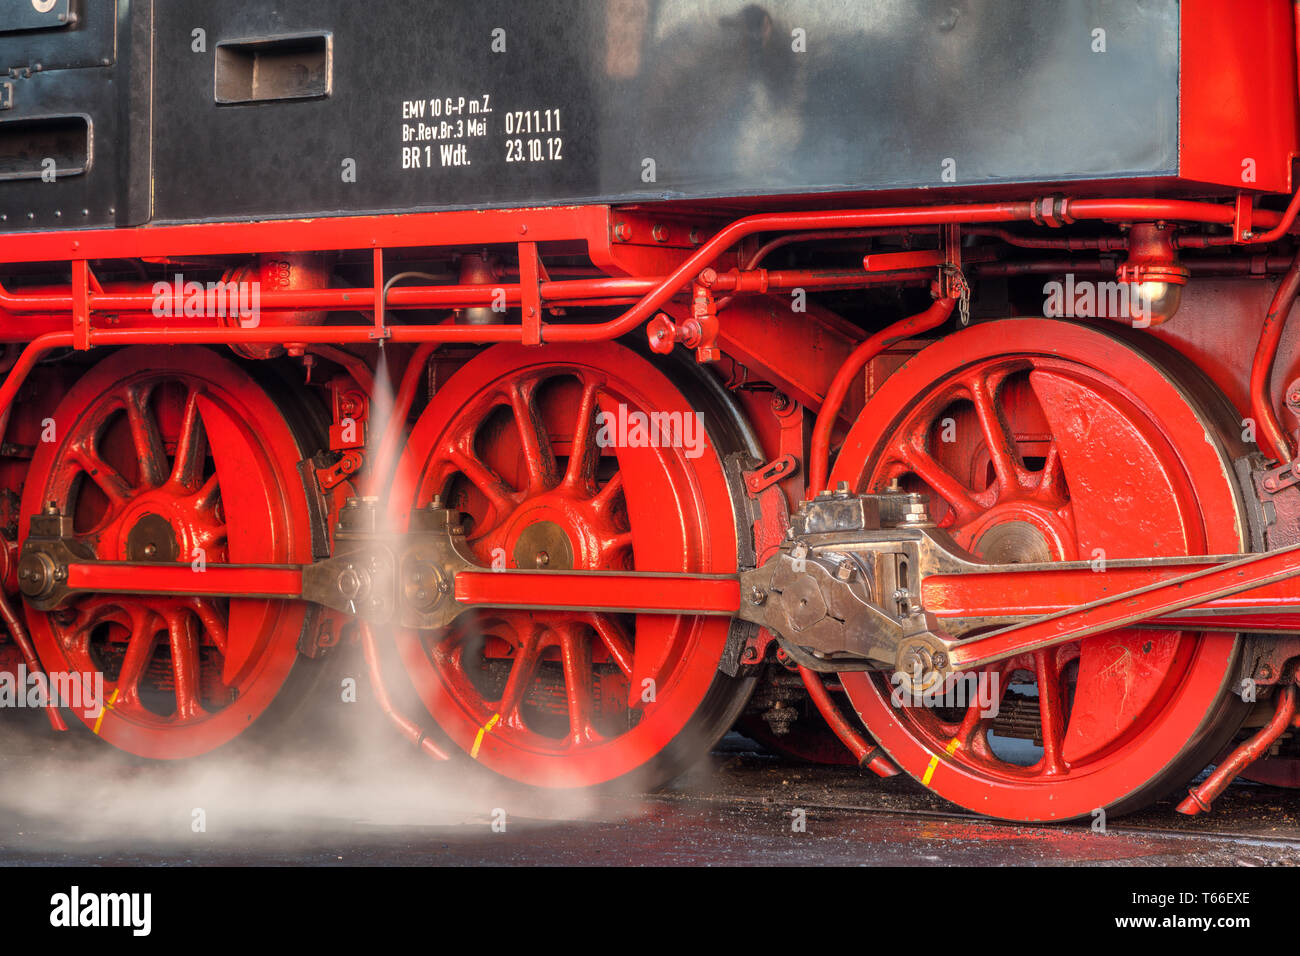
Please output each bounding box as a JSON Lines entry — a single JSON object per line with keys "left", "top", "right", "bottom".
{"left": 832, "top": 320, "right": 1251, "bottom": 821}
{"left": 21, "top": 347, "right": 319, "bottom": 759}
{"left": 391, "top": 342, "right": 755, "bottom": 788}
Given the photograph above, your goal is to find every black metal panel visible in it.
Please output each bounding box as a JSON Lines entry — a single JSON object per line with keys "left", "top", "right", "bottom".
{"left": 149, "top": 0, "right": 1178, "bottom": 225}
{"left": 0, "top": 0, "right": 71, "bottom": 36}
{"left": 0, "top": 0, "right": 1170, "bottom": 229}
{"left": 0, "top": 0, "right": 152, "bottom": 233}
{"left": 0, "top": 0, "right": 114, "bottom": 72}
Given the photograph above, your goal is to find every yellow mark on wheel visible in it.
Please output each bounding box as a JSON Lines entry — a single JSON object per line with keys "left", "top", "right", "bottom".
{"left": 92, "top": 688, "right": 119, "bottom": 736}
{"left": 921, "top": 737, "right": 962, "bottom": 786}
{"left": 471, "top": 712, "right": 500, "bottom": 759}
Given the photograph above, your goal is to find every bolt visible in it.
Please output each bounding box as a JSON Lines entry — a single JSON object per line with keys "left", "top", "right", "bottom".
{"left": 613, "top": 222, "right": 632, "bottom": 242}
{"left": 45, "top": 502, "right": 57, "bottom": 515}
{"left": 1265, "top": 477, "right": 1279, "bottom": 492}
{"left": 742, "top": 647, "right": 759, "bottom": 662}
{"left": 748, "top": 586, "right": 766, "bottom": 606}
{"left": 892, "top": 588, "right": 909, "bottom": 601}
{"left": 770, "top": 392, "right": 789, "bottom": 412}
{"left": 931, "top": 651, "right": 948, "bottom": 669}
{"left": 438, "top": 580, "right": 451, "bottom": 594}
{"left": 1257, "top": 663, "right": 1275, "bottom": 681}
{"left": 836, "top": 560, "right": 855, "bottom": 582}
{"left": 143, "top": 544, "right": 156, "bottom": 558}
{"left": 698, "top": 267, "right": 719, "bottom": 286}
{"left": 535, "top": 550, "right": 550, "bottom": 568}
{"left": 652, "top": 224, "right": 668, "bottom": 242}
{"left": 1289, "top": 390, "right": 1300, "bottom": 408}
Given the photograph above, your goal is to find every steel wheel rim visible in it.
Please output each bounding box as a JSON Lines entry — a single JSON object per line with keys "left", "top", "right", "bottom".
{"left": 833, "top": 320, "right": 1248, "bottom": 820}
{"left": 392, "top": 342, "right": 740, "bottom": 787}
{"left": 21, "top": 347, "right": 314, "bottom": 759}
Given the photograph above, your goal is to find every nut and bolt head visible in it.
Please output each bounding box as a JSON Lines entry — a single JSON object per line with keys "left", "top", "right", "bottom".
{"left": 748, "top": 586, "right": 766, "bottom": 606}
{"left": 931, "top": 651, "right": 948, "bottom": 669}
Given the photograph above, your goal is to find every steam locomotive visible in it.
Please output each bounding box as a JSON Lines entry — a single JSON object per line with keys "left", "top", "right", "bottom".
{"left": 3, "top": 0, "right": 1300, "bottom": 823}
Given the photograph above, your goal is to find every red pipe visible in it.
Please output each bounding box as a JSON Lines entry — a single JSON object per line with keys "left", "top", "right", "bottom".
{"left": 0, "top": 587, "right": 66, "bottom": 731}
{"left": 808, "top": 297, "right": 958, "bottom": 495}
{"left": 307, "top": 345, "right": 375, "bottom": 394}
{"left": 358, "top": 621, "right": 449, "bottom": 761}
{"left": 798, "top": 665, "right": 898, "bottom": 776}
{"left": 368, "top": 342, "right": 438, "bottom": 497}
{"left": 1250, "top": 249, "right": 1300, "bottom": 464}
{"left": 1177, "top": 683, "right": 1296, "bottom": 814}
{"left": 967, "top": 227, "right": 1128, "bottom": 251}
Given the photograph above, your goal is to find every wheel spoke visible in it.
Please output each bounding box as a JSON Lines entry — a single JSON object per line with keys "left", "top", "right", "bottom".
{"left": 496, "top": 625, "right": 543, "bottom": 729}
{"left": 895, "top": 441, "right": 982, "bottom": 525}
{"left": 601, "top": 529, "right": 634, "bottom": 557}
{"left": 563, "top": 378, "right": 603, "bottom": 493}
{"left": 965, "top": 373, "right": 1020, "bottom": 496}
{"left": 1039, "top": 440, "right": 1066, "bottom": 501}
{"left": 69, "top": 442, "right": 133, "bottom": 507}
{"left": 188, "top": 599, "right": 227, "bottom": 656}
{"left": 191, "top": 473, "right": 221, "bottom": 514}
{"left": 123, "top": 384, "right": 168, "bottom": 489}
{"left": 169, "top": 390, "right": 208, "bottom": 492}
{"left": 113, "top": 606, "right": 161, "bottom": 712}
{"left": 588, "top": 614, "right": 634, "bottom": 680}
{"left": 193, "top": 522, "right": 228, "bottom": 552}
{"left": 166, "top": 608, "right": 205, "bottom": 721}
{"left": 447, "top": 444, "right": 519, "bottom": 521}
{"left": 506, "top": 382, "right": 557, "bottom": 497}
{"left": 590, "top": 469, "right": 625, "bottom": 515}
{"left": 1033, "top": 649, "right": 1068, "bottom": 776}
{"left": 559, "top": 623, "right": 601, "bottom": 746}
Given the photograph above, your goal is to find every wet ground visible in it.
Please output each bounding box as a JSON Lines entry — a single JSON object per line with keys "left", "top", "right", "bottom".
{"left": 1, "top": 703, "right": 1298, "bottom": 866}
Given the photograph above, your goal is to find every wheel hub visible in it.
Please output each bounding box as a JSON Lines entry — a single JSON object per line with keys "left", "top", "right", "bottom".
{"left": 124, "top": 512, "right": 180, "bottom": 562}
{"left": 511, "top": 519, "right": 574, "bottom": 570}
{"left": 973, "top": 518, "right": 1055, "bottom": 564}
